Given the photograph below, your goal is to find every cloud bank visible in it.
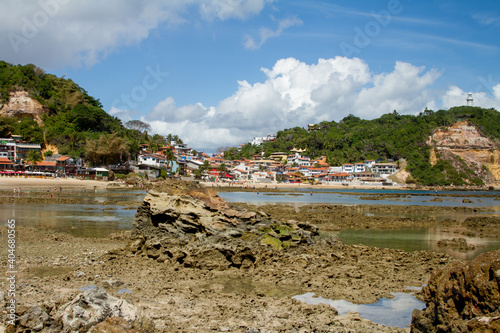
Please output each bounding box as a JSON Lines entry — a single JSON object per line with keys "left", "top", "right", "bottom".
{"left": 127, "top": 56, "right": 500, "bottom": 151}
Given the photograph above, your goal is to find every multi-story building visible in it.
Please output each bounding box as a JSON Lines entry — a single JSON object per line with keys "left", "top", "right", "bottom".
{"left": 371, "top": 163, "right": 397, "bottom": 175}
{"left": 0, "top": 137, "right": 41, "bottom": 163}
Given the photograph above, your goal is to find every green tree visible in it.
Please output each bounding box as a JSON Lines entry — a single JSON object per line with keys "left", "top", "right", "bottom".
{"left": 162, "top": 148, "right": 176, "bottom": 174}
{"left": 217, "top": 163, "right": 227, "bottom": 178}
{"left": 26, "top": 150, "right": 42, "bottom": 170}
{"left": 85, "top": 133, "right": 129, "bottom": 166}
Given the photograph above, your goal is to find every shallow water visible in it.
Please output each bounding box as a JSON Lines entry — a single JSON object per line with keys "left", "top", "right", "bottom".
{"left": 219, "top": 189, "right": 500, "bottom": 209}
{"left": 337, "top": 227, "right": 500, "bottom": 260}
{"left": 292, "top": 291, "right": 425, "bottom": 328}
{"left": 0, "top": 200, "right": 139, "bottom": 237}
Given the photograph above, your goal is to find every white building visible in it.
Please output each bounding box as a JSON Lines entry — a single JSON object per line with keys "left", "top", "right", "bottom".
{"left": 354, "top": 163, "right": 366, "bottom": 173}
{"left": 342, "top": 164, "right": 354, "bottom": 173}
{"left": 249, "top": 134, "right": 276, "bottom": 146}
{"left": 371, "top": 163, "right": 397, "bottom": 175}
{"left": 138, "top": 154, "right": 166, "bottom": 168}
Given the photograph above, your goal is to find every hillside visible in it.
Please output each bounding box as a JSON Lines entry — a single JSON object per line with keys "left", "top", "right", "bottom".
{"left": 233, "top": 107, "right": 500, "bottom": 186}
{"left": 0, "top": 61, "right": 126, "bottom": 156}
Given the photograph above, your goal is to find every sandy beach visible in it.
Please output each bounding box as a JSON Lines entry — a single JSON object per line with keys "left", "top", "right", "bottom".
{"left": 0, "top": 177, "right": 407, "bottom": 193}
{"left": 0, "top": 176, "right": 118, "bottom": 190}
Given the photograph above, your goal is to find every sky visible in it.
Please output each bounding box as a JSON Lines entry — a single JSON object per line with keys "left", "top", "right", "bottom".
{"left": 1, "top": 0, "right": 500, "bottom": 152}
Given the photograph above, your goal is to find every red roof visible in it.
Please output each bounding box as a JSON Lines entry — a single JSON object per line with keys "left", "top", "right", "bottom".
{"left": 56, "top": 156, "right": 71, "bottom": 161}
{"left": 29, "top": 161, "right": 56, "bottom": 167}
{"left": 0, "top": 157, "right": 13, "bottom": 165}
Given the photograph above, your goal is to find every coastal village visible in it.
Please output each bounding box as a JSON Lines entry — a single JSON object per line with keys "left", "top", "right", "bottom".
{"left": 0, "top": 131, "right": 399, "bottom": 186}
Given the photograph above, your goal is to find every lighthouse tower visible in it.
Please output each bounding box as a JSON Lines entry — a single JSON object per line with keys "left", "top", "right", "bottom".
{"left": 466, "top": 92, "right": 473, "bottom": 106}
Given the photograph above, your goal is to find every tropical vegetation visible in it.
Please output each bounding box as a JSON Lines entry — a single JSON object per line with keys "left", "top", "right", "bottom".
{"left": 0, "top": 61, "right": 183, "bottom": 165}
{"left": 229, "top": 107, "right": 500, "bottom": 186}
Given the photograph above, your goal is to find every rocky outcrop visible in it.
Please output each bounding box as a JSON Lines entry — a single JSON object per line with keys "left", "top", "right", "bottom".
{"left": 0, "top": 90, "right": 48, "bottom": 126}
{"left": 437, "top": 237, "right": 476, "bottom": 252}
{"left": 8, "top": 287, "right": 153, "bottom": 333}
{"left": 428, "top": 120, "right": 500, "bottom": 185}
{"left": 428, "top": 121, "right": 494, "bottom": 149}
{"left": 54, "top": 287, "right": 152, "bottom": 333}
{"left": 411, "top": 250, "right": 500, "bottom": 332}
{"left": 129, "top": 180, "right": 333, "bottom": 270}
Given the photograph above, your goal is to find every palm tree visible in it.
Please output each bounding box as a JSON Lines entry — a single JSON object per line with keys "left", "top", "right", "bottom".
{"left": 193, "top": 168, "right": 204, "bottom": 179}
{"left": 201, "top": 160, "right": 211, "bottom": 171}
{"left": 217, "top": 163, "right": 227, "bottom": 179}
{"left": 162, "top": 148, "right": 176, "bottom": 174}
{"left": 26, "top": 150, "right": 42, "bottom": 170}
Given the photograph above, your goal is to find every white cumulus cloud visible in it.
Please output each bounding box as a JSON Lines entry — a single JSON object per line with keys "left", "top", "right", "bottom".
{"left": 142, "top": 57, "right": 447, "bottom": 150}
{"left": 441, "top": 85, "right": 500, "bottom": 110}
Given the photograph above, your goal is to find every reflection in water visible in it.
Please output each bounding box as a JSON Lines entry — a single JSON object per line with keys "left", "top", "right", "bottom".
{"left": 292, "top": 292, "right": 425, "bottom": 328}
{"left": 0, "top": 201, "right": 137, "bottom": 237}
{"left": 219, "top": 189, "right": 500, "bottom": 209}
{"left": 337, "top": 227, "right": 500, "bottom": 260}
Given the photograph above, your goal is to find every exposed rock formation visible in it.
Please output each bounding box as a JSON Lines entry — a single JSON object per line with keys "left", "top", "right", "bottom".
{"left": 9, "top": 287, "right": 153, "bottom": 333}
{"left": 437, "top": 237, "right": 476, "bottom": 252}
{"left": 428, "top": 120, "right": 500, "bottom": 185}
{"left": 129, "top": 180, "right": 336, "bottom": 270}
{"left": 0, "top": 90, "right": 48, "bottom": 126}
{"left": 429, "top": 121, "right": 494, "bottom": 149}
{"left": 54, "top": 287, "right": 151, "bottom": 333}
{"left": 411, "top": 250, "right": 500, "bottom": 332}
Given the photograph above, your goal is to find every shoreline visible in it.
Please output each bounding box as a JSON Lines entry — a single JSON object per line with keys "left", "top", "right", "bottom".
{"left": 199, "top": 180, "right": 498, "bottom": 192}
{"left": 0, "top": 176, "right": 119, "bottom": 190}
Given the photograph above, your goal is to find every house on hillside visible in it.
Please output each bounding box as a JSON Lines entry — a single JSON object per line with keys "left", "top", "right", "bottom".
{"left": 0, "top": 157, "right": 13, "bottom": 170}
{"left": 351, "top": 171, "right": 379, "bottom": 182}
{"left": 323, "top": 172, "right": 350, "bottom": 183}
{"left": 270, "top": 152, "right": 288, "bottom": 163}
{"left": 0, "top": 139, "right": 16, "bottom": 161}
{"left": 173, "top": 143, "right": 192, "bottom": 156}
{"left": 232, "top": 168, "right": 249, "bottom": 180}
{"left": 139, "top": 154, "right": 166, "bottom": 168}
{"left": 342, "top": 164, "right": 354, "bottom": 173}
{"left": 365, "top": 160, "right": 376, "bottom": 169}
{"left": 77, "top": 167, "right": 110, "bottom": 180}
{"left": 372, "top": 163, "right": 397, "bottom": 175}
{"left": 55, "top": 156, "right": 76, "bottom": 176}
{"left": 354, "top": 163, "right": 366, "bottom": 173}
{"left": 28, "top": 161, "right": 56, "bottom": 174}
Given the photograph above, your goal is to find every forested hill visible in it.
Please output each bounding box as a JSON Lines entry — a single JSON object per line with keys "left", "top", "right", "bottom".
{"left": 0, "top": 61, "right": 178, "bottom": 165}
{"left": 0, "top": 61, "right": 125, "bottom": 154}
{"left": 233, "top": 107, "right": 500, "bottom": 186}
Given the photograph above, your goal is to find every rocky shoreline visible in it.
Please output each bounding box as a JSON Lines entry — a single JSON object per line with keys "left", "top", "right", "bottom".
{"left": 1, "top": 180, "right": 499, "bottom": 332}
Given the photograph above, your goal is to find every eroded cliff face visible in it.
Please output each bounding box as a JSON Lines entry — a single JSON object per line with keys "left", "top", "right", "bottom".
{"left": 0, "top": 91, "right": 48, "bottom": 126}
{"left": 428, "top": 121, "right": 500, "bottom": 185}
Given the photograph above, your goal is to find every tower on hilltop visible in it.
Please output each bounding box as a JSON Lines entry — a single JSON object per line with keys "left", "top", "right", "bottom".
{"left": 466, "top": 92, "right": 473, "bottom": 106}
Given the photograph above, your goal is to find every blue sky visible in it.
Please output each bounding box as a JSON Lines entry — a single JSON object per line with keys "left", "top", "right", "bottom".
{"left": 1, "top": 0, "right": 499, "bottom": 152}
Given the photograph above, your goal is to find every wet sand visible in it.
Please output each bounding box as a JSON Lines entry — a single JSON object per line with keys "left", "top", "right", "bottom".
{"left": 0, "top": 177, "right": 114, "bottom": 190}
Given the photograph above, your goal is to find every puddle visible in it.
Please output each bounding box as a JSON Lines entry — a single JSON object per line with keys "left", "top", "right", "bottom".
{"left": 292, "top": 292, "right": 425, "bottom": 328}
{"left": 80, "top": 285, "right": 97, "bottom": 291}
{"left": 117, "top": 288, "right": 133, "bottom": 295}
